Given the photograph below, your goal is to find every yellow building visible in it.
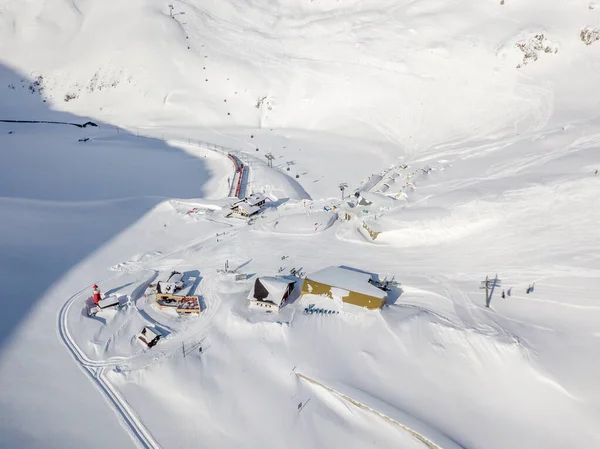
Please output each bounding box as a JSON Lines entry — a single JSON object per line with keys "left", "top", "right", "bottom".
{"left": 301, "top": 266, "right": 386, "bottom": 310}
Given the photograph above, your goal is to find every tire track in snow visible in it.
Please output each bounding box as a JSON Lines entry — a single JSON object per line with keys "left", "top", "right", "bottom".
{"left": 431, "top": 276, "right": 489, "bottom": 332}
{"left": 421, "top": 276, "right": 515, "bottom": 343}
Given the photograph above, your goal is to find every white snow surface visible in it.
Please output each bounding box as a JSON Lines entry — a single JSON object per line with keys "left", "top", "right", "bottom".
{"left": 1, "top": 1, "right": 600, "bottom": 449}
{"left": 258, "top": 209, "right": 338, "bottom": 234}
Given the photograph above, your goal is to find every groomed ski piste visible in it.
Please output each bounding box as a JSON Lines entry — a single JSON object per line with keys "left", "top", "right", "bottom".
{"left": 2, "top": 1, "right": 600, "bottom": 448}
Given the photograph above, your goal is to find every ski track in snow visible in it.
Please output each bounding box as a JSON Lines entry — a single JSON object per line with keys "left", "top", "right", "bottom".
{"left": 58, "top": 200, "right": 234, "bottom": 447}
{"left": 59, "top": 280, "right": 160, "bottom": 449}
{"left": 56, "top": 136, "right": 243, "bottom": 448}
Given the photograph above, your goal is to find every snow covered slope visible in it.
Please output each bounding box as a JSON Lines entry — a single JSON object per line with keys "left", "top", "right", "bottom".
{"left": 1, "top": 0, "right": 598, "bottom": 136}
{"left": 1, "top": 0, "right": 600, "bottom": 448}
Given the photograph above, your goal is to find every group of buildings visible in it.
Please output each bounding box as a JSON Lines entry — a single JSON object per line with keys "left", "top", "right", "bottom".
{"left": 86, "top": 271, "right": 202, "bottom": 350}
{"left": 154, "top": 271, "right": 201, "bottom": 314}
{"left": 88, "top": 263, "right": 392, "bottom": 353}
{"left": 247, "top": 266, "right": 390, "bottom": 312}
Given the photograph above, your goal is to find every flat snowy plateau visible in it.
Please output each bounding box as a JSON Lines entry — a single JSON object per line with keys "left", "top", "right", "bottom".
{"left": 0, "top": 1, "right": 599, "bottom": 448}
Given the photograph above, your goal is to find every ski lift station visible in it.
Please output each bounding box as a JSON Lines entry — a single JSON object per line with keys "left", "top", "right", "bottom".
{"left": 247, "top": 276, "right": 296, "bottom": 311}
{"left": 228, "top": 193, "right": 267, "bottom": 218}
{"left": 301, "top": 266, "right": 387, "bottom": 310}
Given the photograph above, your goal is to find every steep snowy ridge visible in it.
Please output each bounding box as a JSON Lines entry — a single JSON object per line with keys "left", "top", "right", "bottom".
{"left": 2, "top": 0, "right": 598, "bottom": 141}
{"left": 1, "top": 1, "right": 599, "bottom": 448}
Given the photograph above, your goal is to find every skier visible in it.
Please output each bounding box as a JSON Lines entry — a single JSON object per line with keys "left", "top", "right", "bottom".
{"left": 501, "top": 290, "right": 505, "bottom": 299}
{"left": 92, "top": 284, "right": 101, "bottom": 304}
{"left": 526, "top": 285, "right": 531, "bottom": 294}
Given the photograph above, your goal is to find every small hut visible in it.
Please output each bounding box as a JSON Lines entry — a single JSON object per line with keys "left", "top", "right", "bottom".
{"left": 137, "top": 326, "right": 161, "bottom": 348}
{"left": 248, "top": 277, "right": 296, "bottom": 311}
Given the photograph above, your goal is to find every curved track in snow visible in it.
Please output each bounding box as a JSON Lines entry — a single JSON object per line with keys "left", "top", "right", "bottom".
{"left": 58, "top": 274, "right": 221, "bottom": 449}
{"left": 54, "top": 130, "right": 279, "bottom": 448}
{"left": 57, "top": 228, "right": 230, "bottom": 448}
{"left": 58, "top": 280, "right": 161, "bottom": 449}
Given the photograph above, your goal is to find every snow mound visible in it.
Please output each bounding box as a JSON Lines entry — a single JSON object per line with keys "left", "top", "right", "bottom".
{"left": 250, "top": 158, "right": 311, "bottom": 201}
{"left": 359, "top": 191, "right": 402, "bottom": 209}
{"left": 111, "top": 251, "right": 163, "bottom": 272}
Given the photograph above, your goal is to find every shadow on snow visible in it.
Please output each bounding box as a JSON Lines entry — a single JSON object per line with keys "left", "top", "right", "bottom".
{"left": 0, "top": 63, "right": 215, "bottom": 355}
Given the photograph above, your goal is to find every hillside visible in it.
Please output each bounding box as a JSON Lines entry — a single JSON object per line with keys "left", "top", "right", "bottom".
{"left": 0, "top": 1, "right": 599, "bottom": 448}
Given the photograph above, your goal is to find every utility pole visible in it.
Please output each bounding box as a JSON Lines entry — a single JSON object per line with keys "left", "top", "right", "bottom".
{"left": 265, "top": 152, "right": 275, "bottom": 168}
{"left": 339, "top": 182, "right": 348, "bottom": 199}
{"left": 480, "top": 275, "right": 489, "bottom": 307}
{"left": 480, "top": 274, "right": 502, "bottom": 307}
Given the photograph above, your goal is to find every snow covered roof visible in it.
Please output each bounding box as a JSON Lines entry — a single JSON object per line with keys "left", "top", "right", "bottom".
{"left": 360, "top": 191, "right": 396, "bottom": 207}
{"left": 357, "top": 173, "right": 383, "bottom": 193}
{"left": 248, "top": 276, "right": 295, "bottom": 305}
{"left": 246, "top": 193, "right": 266, "bottom": 206}
{"left": 98, "top": 295, "right": 120, "bottom": 309}
{"left": 167, "top": 271, "right": 183, "bottom": 284}
{"left": 138, "top": 326, "right": 159, "bottom": 341}
{"left": 137, "top": 326, "right": 160, "bottom": 347}
{"left": 305, "top": 266, "right": 386, "bottom": 299}
{"left": 235, "top": 202, "right": 260, "bottom": 215}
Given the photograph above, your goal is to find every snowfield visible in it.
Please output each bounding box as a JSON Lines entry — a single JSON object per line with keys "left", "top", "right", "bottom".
{"left": 1, "top": 0, "right": 600, "bottom": 448}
